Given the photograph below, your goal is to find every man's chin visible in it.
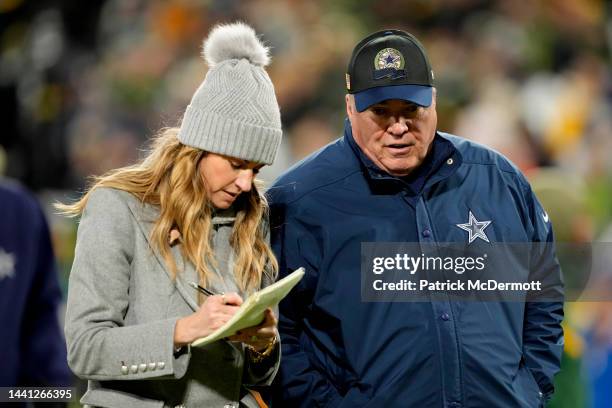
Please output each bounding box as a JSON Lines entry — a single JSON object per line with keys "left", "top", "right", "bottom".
{"left": 382, "top": 159, "right": 420, "bottom": 177}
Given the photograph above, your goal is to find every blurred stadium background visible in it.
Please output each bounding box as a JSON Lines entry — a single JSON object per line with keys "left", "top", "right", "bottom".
{"left": 0, "top": 0, "right": 610, "bottom": 406}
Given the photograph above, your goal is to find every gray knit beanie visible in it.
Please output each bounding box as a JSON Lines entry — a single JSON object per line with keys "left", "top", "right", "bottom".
{"left": 178, "top": 22, "right": 282, "bottom": 165}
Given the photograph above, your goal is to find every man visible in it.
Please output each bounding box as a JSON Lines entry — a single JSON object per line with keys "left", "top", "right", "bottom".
{"left": 0, "top": 179, "right": 72, "bottom": 405}
{"left": 268, "top": 29, "right": 563, "bottom": 407}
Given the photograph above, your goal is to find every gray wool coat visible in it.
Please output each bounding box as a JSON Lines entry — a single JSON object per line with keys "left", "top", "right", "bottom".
{"left": 64, "top": 187, "right": 280, "bottom": 408}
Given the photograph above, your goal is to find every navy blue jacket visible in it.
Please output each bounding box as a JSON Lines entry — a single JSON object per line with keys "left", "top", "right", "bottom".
{"left": 268, "top": 122, "right": 563, "bottom": 408}
{"left": 0, "top": 180, "right": 71, "bottom": 389}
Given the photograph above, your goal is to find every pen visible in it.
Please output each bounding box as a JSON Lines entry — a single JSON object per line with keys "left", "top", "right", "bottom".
{"left": 188, "top": 282, "right": 220, "bottom": 297}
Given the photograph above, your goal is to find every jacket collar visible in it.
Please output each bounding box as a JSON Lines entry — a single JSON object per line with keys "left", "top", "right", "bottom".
{"left": 211, "top": 208, "right": 237, "bottom": 225}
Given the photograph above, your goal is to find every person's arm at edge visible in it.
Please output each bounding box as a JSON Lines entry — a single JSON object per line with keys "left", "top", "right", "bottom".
{"left": 20, "top": 193, "right": 72, "bottom": 387}
{"left": 522, "top": 181, "right": 564, "bottom": 402}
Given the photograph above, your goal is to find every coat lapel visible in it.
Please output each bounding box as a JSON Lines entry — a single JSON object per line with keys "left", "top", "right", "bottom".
{"left": 125, "top": 198, "right": 200, "bottom": 312}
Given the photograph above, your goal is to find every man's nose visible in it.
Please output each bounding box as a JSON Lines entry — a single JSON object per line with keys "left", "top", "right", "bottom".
{"left": 235, "top": 169, "right": 254, "bottom": 192}
{"left": 388, "top": 117, "right": 409, "bottom": 135}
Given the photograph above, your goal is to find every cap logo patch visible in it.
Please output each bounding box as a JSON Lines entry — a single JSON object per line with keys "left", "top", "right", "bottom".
{"left": 373, "top": 48, "right": 406, "bottom": 80}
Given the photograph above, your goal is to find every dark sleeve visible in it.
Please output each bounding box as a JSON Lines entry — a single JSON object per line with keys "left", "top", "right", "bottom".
{"left": 242, "top": 215, "right": 281, "bottom": 387}
{"left": 19, "top": 200, "right": 72, "bottom": 387}
{"left": 522, "top": 183, "right": 564, "bottom": 401}
{"left": 269, "top": 199, "right": 344, "bottom": 408}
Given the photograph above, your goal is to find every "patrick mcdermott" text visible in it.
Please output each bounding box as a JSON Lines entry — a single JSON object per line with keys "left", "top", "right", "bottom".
{"left": 372, "top": 279, "right": 542, "bottom": 291}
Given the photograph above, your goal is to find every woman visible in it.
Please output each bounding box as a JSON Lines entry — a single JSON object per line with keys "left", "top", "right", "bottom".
{"left": 61, "top": 22, "right": 282, "bottom": 408}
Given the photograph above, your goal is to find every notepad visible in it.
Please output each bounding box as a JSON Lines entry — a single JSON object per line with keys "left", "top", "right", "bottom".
{"left": 191, "top": 268, "right": 305, "bottom": 347}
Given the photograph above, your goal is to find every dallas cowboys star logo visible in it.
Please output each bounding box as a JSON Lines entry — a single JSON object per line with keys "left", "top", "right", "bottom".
{"left": 0, "top": 248, "right": 16, "bottom": 280}
{"left": 375, "top": 48, "right": 403, "bottom": 70}
{"left": 456, "top": 211, "right": 492, "bottom": 244}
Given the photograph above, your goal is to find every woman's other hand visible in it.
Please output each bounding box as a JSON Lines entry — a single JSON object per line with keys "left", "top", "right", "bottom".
{"left": 227, "top": 308, "right": 278, "bottom": 352}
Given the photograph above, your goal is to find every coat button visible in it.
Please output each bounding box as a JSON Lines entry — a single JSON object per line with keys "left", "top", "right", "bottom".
{"left": 139, "top": 363, "right": 147, "bottom": 372}
{"left": 422, "top": 229, "right": 431, "bottom": 238}
{"left": 130, "top": 364, "right": 138, "bottom": 374}
{"left": 157, "top": 361, "right": 165, "bottom": 370}
{"left": 447, "top": 158, "right": 454, "bottom": 165}
{"left": 148, "top": 362, "right": 157, "bottom": 371}
{"left": 120, "top": 365, "right": 128, "bottom": 375}
{"left": 441, "top": 313, "right": 450, "bottom": 321}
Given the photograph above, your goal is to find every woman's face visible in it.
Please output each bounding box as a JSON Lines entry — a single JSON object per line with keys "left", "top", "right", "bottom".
{"left": 199, "top": 153, "right": 264, "bottom": 209}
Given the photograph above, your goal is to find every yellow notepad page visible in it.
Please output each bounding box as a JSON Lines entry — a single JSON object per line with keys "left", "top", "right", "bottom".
{"left": 192, "top": 268, "right": 305, "bottom": 347}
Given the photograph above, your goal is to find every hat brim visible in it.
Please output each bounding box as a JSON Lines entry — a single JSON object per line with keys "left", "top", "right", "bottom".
{"left": 353, "top": 84, "right": 433, "bottom": 112}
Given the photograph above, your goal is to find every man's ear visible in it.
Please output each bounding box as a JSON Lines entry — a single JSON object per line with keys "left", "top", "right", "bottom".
{"left": 345, "top": 94, "right": 355, "bottom": 118}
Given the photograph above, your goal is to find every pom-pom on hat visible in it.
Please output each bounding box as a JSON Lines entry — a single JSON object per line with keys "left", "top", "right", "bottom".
{"left": 178, "top": 22, "right": 282, "bottom": 165}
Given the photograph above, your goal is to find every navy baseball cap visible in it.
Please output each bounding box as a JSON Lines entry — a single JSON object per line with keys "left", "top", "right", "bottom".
{"left": 346, "top": 29, "right": 434, "bottom": 112}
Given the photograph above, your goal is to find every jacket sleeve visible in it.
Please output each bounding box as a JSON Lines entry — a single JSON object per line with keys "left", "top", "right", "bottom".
{"left": 269, "top": 199, "right": 345, "bottom": 407}
{"left": 64, "top": 188, "right": 190, "bottom": 381}
{"left": 522, "top": 183, "right": 564, "bottom": 401}
{"left": 242, "top": 337, "right": 281, "bottom": 387}
{"left": 19, "top": 197, "right": 72, "bottom": 386}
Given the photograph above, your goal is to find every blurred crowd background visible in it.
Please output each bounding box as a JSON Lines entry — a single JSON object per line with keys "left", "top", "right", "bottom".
{"left": 0, "top": 0, "right": 611, "bottom": 406}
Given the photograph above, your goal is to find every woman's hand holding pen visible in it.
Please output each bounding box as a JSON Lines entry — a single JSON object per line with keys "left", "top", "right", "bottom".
{"left": 173, "top": 280, "right": 278, "bottom": 353}
{"left": 173, "top": 293, "right": 243, "bottom": 347}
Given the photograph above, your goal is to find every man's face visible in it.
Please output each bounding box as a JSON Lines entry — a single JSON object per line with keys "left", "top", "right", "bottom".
{"left": 346, "top": 90, "right": 437, "bottom": 177}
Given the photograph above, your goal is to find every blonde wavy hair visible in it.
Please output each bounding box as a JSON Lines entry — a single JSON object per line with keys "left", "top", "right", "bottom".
{"left": 57, "top": 127, "right": 277, "bottom": 293}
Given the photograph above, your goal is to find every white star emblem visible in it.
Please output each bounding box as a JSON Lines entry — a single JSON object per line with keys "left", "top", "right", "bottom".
{"left": 0, "top": 248, "right": 16, "bottom": 280}
{"left": 456, "top": 211, "right": 492, "bottom": 244}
